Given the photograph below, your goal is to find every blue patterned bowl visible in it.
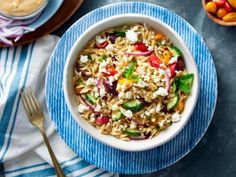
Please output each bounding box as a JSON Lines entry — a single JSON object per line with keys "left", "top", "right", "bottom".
{"left": 63, "top": 14, "right": 199, "bottom": 152}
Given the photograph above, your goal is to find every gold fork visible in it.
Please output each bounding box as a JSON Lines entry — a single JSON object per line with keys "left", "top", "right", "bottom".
{"left": 21, "top": 88, "right": 65, "bottom": 177}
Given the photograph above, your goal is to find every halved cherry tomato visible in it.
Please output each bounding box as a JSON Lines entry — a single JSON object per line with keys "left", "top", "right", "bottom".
{"left": 134, "top": 42, "right": 148, "bottom": 52}
{"left": 96, "top": 116, "right": 110, "bottom": 125}
{"left": 225, "top": 1, "right": 233, "bottom": 12}
{"left": 106, "top": 66, "right": 116, "bottom": 76}
{"left": 95, "top": 41, "right": 108, "bottom": 48}
{"left": 149, "top": 54, "right": 162, "bottom": 69}
{"left": 212, "top": 0, "right": 225, "bottom": 6}
{"left": 168, "top": 63, "right": 177, "bottom": 77}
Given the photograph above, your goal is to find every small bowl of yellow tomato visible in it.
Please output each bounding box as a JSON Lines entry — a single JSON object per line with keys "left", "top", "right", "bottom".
{"left": 202, "top": 0, "right": 236, "bottom": 26}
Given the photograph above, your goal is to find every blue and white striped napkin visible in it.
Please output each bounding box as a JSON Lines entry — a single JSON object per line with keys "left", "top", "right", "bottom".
{"left": 0, "top": 35, "right": 118, "bottom": 177}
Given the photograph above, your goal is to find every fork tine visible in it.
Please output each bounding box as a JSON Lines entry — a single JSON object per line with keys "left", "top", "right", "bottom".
{"left": 24, "top": 88, "right": 38, "bottom": 114}
{"left": 21, "top": 91, "right": 32, "bottom": 118}
{"left": 28, "top": 88, "right": 41, "bottom": 111}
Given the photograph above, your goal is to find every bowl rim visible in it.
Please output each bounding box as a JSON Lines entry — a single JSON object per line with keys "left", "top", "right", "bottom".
{"left": 63, "top": 13, "right": 200, "bottom": 151}
{"left": 0, "top": 0, "right": 49, "bottom": 20}
{"left": 202, "top": 0, "right": 236, "bottom": 26}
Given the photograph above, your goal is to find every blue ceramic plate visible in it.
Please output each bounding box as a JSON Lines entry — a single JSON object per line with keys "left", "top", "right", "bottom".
{"left": 26, "top": 0, "right": 63, "bottom": 31}
{"left": 45, "top": 2, "right": 217, "bottom": 174}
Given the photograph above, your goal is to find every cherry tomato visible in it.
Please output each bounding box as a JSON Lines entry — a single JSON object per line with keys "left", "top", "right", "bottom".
{"left": 168, "top": 63, "right": 176, "bottom": 77}
{"left": 134, "top": 42, "right": 148, "bottom": 52}
{"left": 225, "top": 2, "right": 233, "bottom": 12}
{"left": 149, "top": 54, "right": 162, "bottom": 69}
{"left": 96, "top": 116, "right": 109, "bottom": 125}
{"left": 213, "top": 0, "right": 225, "bottom": 6}
{"left": 95, "top": 41, "right": 108, "bottom": 48}
{"left": 217, "top": 8, "right": 228, "bottom": 19}
{"left": 206, "top": 2, "right": 217, "bottom": 14}
{"left": 106, "top": 66, "right": 116, "bottom": 76}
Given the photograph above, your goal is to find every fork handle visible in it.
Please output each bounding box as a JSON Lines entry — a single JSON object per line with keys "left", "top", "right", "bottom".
{"left": 40, "top": 129, "right": 65, "bottom": 177}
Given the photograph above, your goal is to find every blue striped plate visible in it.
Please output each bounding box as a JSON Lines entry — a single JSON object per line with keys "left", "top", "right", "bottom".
{"left": 45, "top": 2, "right": 217, "bottom": 174}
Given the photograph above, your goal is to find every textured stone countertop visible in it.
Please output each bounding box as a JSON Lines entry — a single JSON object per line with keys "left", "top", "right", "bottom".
{"left": 54, "top": 0, "right": 236, "bottom": 176}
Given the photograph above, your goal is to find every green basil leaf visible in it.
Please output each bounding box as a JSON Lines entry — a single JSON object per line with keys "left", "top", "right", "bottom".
{"left": 178, "top": 74, "right": 194, "bottom": 94}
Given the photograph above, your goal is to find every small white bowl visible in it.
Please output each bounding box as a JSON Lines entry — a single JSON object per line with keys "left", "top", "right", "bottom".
{"left": 0, "top": 0, "right": 48, "bottom": 20}
{"left": 63, "top": 14, "right": 199, "bottom": 152}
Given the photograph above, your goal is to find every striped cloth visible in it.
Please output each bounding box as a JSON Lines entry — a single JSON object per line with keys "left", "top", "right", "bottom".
{"left": 0, "top": 35, "right": 118, "bottom": 177}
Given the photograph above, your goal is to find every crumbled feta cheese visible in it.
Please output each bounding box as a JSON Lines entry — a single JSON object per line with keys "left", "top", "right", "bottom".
{"left": 94, "top": 105, "right": 102, "bottom": 112}
{"left": 86, "top": 78, "right": 96, "bottom": 86}
{"left": 156, "top": 104, "right": 162, "bottom": 113}
{"left": 114, "top": 73, "right": 119, "bottom": 80}
{"left": 153, "top": 87, "right": 168, "bottom": 98}
{"left": 130, "top": 121, "right": 137, "bottom": 129}
{"left": 135, "top": 80, "right": 147, "bottom": 88}
{"left": 143, "top": 75, "right": 150, "bottom": 82}
{"left": 158, "top": 120, "right": 165, "bottom": 127}
{"left": 108, "top": 76, "right": 115, "bottom": 86}
{"left": 95, "top": 35, "right": 106, "bottom": 44}
{"left": 143, "top": 39, "right": 149, "bottom": 45}
{"left": 126, "top": 30, "right": 138, "bottom": 43}
{"left": 78, "top": 104, "right": 89, "bottom": 113}
{"left": 159, "top": 69, "right": 165, "bottom": 75}
{"left": 125, "top": 91, "right": 132, "bottom": 99}
{"left": 172, "top": 112, "right": 181, "bottom": 122}
{"left": 169, "top": 56, "right": 178, "bottom": 64}
{"left": 137, "top": 66, "right": 145, "bottom": 75}
{"left": 153, "top": 75, "right": 161, "bottom": 83}
{"left": 105, "top": 44, "right": 114, "bottom": 51}
{"left": 144, "top": 111, "right": 151, "bottom": 117}
{"left": 99, "top": 60, "right": 109, "bottom": 73}
{"left": 161, "top": 40, "right": 167, "bottom": 45}
{"left": 124, "top": 110, "right": 133, "bottom": 118}
{"left": 80, "top": 55, "right": 88, "bottom": 63}
{"left": 148, "top": 46, "right": 154, "bottom": 51}
{"left": 118, "top": 92, "right": 125, "bottom": 98}
{"left": 100, "top": 87, "right": 106, "bottom": 97}
{"left": 111, "top": 104, "right": 119, "bottom": 111}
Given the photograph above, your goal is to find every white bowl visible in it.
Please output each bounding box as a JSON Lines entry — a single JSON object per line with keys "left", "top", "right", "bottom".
{"left": 63, "top": 14, "right": 199, "bottom": 152}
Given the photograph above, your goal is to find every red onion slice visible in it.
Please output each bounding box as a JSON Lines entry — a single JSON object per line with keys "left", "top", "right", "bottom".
{"left": 124, "top": 50, "right": 153, "bottom": 56}
{"left": 130, "top": 135, "right": 147, "bottom": 140}
{"left": 79, "top": 95, "right": 95, "bottom": 111}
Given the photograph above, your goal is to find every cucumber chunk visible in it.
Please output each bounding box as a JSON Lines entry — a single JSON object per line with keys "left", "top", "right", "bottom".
{"left": 167, "top": 95, "right": 179, "bottom": 110}
{"left": 122, "top": 99, "right": 144, "bottom": 112}
{"left": 85, "top": 93, "right": 96, "bottom": 105}
{"left": 125, "top": 129, "right": 141, "bottom": 136}
{"left": 111, "top": 111, "right": 123, "bottom": 121}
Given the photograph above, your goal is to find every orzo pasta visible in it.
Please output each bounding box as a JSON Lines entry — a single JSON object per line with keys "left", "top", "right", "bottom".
{"left": 73, "top": 24, "right": 194, "bottom": 141}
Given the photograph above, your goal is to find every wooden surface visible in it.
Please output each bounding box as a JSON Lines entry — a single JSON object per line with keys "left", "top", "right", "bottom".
{"left": 3, "top": 0, "right": 84, "bottom": 47}
{"left": 202, "top": 0, "right": 236, "bottom": 26}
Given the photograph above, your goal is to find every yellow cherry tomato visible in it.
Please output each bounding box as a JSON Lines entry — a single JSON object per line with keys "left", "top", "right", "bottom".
{"left": 155, "top": 33, "right": 165, "bottom": 40}
{"left": 163, "top": 50, "right": 172, "bottom": 65}
{"left": 205, "top": 2, "right": 217, "bottom": 14}
{"left": 228, "top": 0, "right": 236, "bottom": 9}
{"left": 217, "top": 8, "right": 228, "bottom": 19}
{"left": 223, "top": 12, "right": 236, "bottom": 22}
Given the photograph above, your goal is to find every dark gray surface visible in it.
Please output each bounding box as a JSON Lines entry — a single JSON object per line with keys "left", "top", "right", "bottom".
{"left": 54, "top": 0, "right": 236, "bottom": 176}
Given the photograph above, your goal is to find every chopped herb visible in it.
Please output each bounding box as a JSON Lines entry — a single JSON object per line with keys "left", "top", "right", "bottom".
{"left": 75, "top": 79, "right": 84, "bottom": 86}
{"left": 114, "top": 31, "right": 126, "bottom": 37}
{"left": 88, "top": 55, "right": 92, "bottom": 60}
{"left": 99, "top": 54, "right": 107, "bottom": 62}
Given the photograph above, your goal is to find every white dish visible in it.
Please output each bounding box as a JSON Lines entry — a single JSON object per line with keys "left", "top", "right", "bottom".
{"left": 63, "top": 14, "right": 199, "bottom": 151}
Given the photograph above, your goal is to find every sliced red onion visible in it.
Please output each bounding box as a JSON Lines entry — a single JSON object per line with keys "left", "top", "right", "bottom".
{"left": 79, "top": 95, "right": 95, "bottom": 111}
{"left": 96, "top": 78, "right": 102, "bottom": 95}
{"left": 130, "top": 135, "right": 147, "bottom": 140}
{"left": 164, "top": 69, "right": 171, "bottom": 92}
{"left": 0, "top": 13, "right": 40, "bottom": 45}
{"left": 124, "top": 50, "right": 153, "bottom": 57}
